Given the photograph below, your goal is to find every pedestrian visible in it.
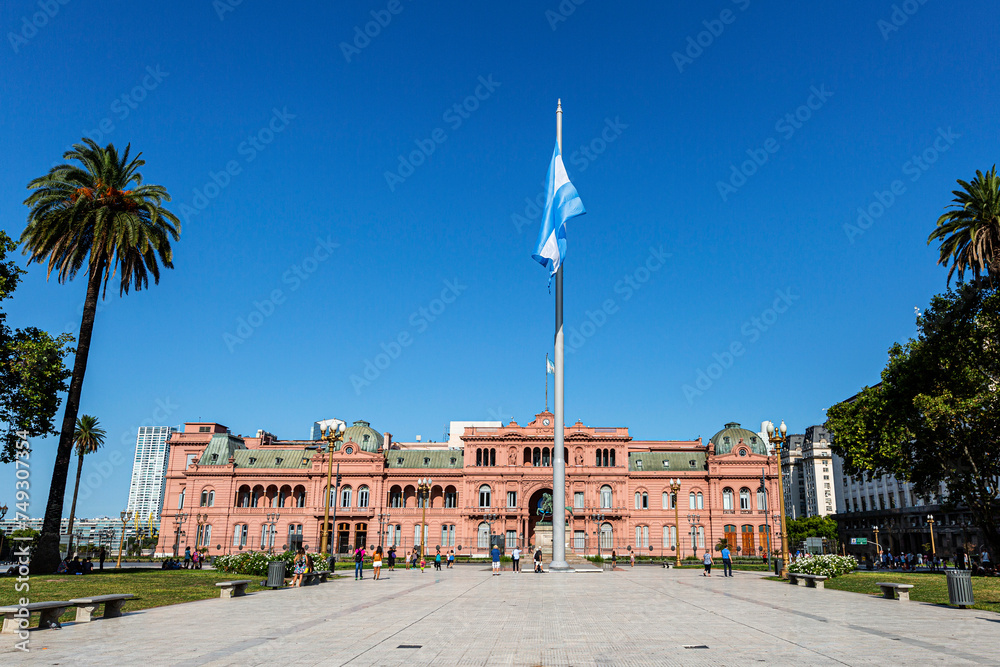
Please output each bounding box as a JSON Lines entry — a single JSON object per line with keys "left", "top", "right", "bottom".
{"left": 721, "top": 545, "right": 733, "bottom": 577}
{"left": 491, "top": 544, "right": 501, "bottom": 575}
{"left": 448, "top": 550, "right": 455, "bottom": 568}
{"left": 611, "top": 550, "right": 617, "bottom": 569}
{"left": 192, "top": 550, "right": 199, "bottom": 569}
{"left": 511, "top": 546, "right": 521, "bottom": 572}
{"left": 354, "top": 545, "right": 365, "bottom": 580}
{"left": 702, "top": 550, "right": 713, "bottom": 576}
{"left": 291, "top": 548, "right": 306, "bottom": 587}
{"left": 405, "top": 550, "right": 411, "bottom": 570}
{"left": 434, "top": 547, "right": 442, "bottom": 571}
{"left": 630, "top": 550, "right": 636, "bottom": 568}
{"left": 99, "top": 546, "right": 106, "bottom": 571}
{"left": 533, "top": 546, "right": 543, "bottom": 573}
{"left": 373, "top": 546, "right": 383, "bottom": 580}
{"left": 184, "top": 546, "right": 191, "bottom": 569}
{"left": 388, "top": 546, "right": 396, "bottom": 571}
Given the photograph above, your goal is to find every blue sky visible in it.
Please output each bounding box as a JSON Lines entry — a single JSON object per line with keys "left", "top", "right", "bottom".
{"left": 1, "top": 1, "right": 997, "bottom": 518}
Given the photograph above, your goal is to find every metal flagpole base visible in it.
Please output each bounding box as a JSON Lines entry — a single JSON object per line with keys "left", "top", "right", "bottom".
{"left": 548, "top": 560, "right": 573, "bottom": 572}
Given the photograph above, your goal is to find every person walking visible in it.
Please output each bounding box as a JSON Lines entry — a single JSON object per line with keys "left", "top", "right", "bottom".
{"left": 372, "top": 546, "right": 383, "bottom": 580}
{"left": 511, "top": 546, "right": 520, "bottom": 573}
{"left": 388, "top": 546, "right": 396, "bottom": 571}
{"left": 434, "top": 546, "right": 442, "bottom": 571}
{"left": 448, "top": 550, "right": 455, "bottom": 568}
{"left": 491, "top": 544, "right": 501, "bottom": 575}
{"left": 354, "top": 545, "right": 365, "bottom": 580}
{"left": 192, "top": 549, "right": 200, "bottom": 570}
{"left": 183, "top": 546, "right": 191, "bottom": 569}
{"left": 721, "top": 545, "right": 733, "bottom": 577}
{"left": 702, "top": 550, "right": 713, "bottom": 576}
{"left": 533, "top": 546, "right": 543, "bottom": 573}
{"left": 611, "top": 550, "right": 617, "bottom": 569}
{"left": 291, "top": 548, "right": 307, "bottom": 587}
{"left": 99, "top": 546, "right": 106, "bottom": 571}
{"left": 630, "top": 550, "right": 636, "bottom": 568}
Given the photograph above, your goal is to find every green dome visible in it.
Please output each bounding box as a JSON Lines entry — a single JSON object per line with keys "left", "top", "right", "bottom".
{"left": 342, "top": 420, "right": 383, "bottom": 453}
{"left": 710, "top": 422, "right": 767, "bottom": 456}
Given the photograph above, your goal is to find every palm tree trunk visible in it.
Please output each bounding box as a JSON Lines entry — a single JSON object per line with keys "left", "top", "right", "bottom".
{"left": 65, "top": 450, "right": 85, "bottom": 558}
{"left": 32, "top": 267, "right": 101, "bottom": 574}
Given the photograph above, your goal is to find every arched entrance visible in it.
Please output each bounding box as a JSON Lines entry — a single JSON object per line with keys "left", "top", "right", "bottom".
{"left": 527, "top": 487, "right": 552, "bottom": 548}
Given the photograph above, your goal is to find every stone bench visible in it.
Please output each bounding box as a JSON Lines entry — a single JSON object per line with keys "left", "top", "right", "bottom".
{"left": 68, "top": 594, "right": 134, "bottom": 622}
{"left": 215, "top": 580, "right": 252, "bottom": 598}
{"left": 788, "top": 573, "right": 828, "bottom": 589}
{"left": 876, "top": 582, "right": 915, "bottom": 601}
{"left": 302, "top": 571, "right": 329, "bottom": 586}
{"left": 0, "top": 601, "right": 72, "bottom": 633}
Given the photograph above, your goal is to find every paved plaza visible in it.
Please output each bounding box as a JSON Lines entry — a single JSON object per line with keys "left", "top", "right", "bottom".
{"left": 4, "top": 566, "right": 998, "bottom": 666}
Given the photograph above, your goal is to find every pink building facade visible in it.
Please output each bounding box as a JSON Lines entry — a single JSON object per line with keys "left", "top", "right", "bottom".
{"left": 154, "top": 413, "right": 781, "bottom": 560}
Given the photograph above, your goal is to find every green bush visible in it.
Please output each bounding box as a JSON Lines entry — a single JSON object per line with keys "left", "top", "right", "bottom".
{"left": 787, "top": 554, "right": 857, "bottom": 578}
{"left": 214, "top": 550, "right": 330, "bottom": 576}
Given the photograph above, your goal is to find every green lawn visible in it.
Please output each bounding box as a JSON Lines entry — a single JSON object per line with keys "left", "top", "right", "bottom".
{"left": 0, "top": 568, "right": 341, "bottom": 628}
{"left": 792, "top": 571, "right": 1000, "bottom": 614}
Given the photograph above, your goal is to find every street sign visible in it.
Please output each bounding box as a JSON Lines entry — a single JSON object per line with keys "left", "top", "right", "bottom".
{"left": 850, "top": 537, "right": 868, "bottom": 545}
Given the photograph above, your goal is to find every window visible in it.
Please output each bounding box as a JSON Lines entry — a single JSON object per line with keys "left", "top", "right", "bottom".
{"left": 757, "top": 488, "right": 767, "bottom": 510}
{"left": 574, "top": 492, "right": 585, "bottom": 508}
{"left": 445, "top": 489, "right": 457, "bottom": 508}
{"left": 724, "top": 524, "right": 737, "bottom": 548}
{"left": 635, "top": 459, "right": 643, "bottom": 470}
{"left": 197, "top": 524, "right": 212, "bottom": 548}
{"left": 635, "top": 525, "right": 649, "bottom": 548}
{"left": 723, "top": 488, "right": 734, "bottom": 510}
{"left": 689, "top": 459, "right": 697, "bottom": 469}
{"left": 477, "top": 522, "right": 490, "bottom": 549}
{"left": 689, "top": 492, "right": 696, "bottom": 510}
{"left": 414, "top": 523, "right": 428, "bottom": 546}
{"left": 600, "top": 485, "right": 612, "bottom": 509}
{"left": 641, "top": 492, "right": 648, "bottom": 509}
{"left": 199, "top": 426, "right": 211, "bottom": 433}
{"left": 575, "top": 530, "right": 586, "bottom": 550}
{"left": 423, "top": 457, "right": 430, "bottom": 466}
{"left": 662, "top": 460, "right": 670, "bottom": 469}
{"left": 600, "top": 523, "right": 613, "bottom": 549}
{"left": 232, "top": 524, "right": 247, "bottom": 547}
{"left": 739, "top": 488, "right": 751, "bottom": 510}
{"left": 635, "top": 492, "right": 642, "bottom": 509}
{"left": 340, "top": 486, "right": 352, "bottom": 508}
{"left": 358, "top": 486, "right": 369, "bottom": 508}
{"left": 260, "top": 523, "right": 275, "bottom": 550}
{"left": 610, "top": 449, "right": 616, "bottom": 467}
{"left": 506, "top": 530, "right": 517, "bottom": 549}
{"left": 389, "top": 489, "right": 402, "bottom": 508}
{"left": 507, "top": 491, "right": 517, "bottom": 508}
{"left": 287, "top": 524, "right": 303, "bottom": 551}
{"left": 662, "top": 525, "right": 677, "bottom": 548}
{"left": 479, "top": 485, "right": 492, "bottom": 508}
{"left": 696, "top": 492, "right": 703, "bottom": 509}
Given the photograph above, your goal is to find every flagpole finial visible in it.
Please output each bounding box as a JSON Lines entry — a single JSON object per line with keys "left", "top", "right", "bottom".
{"left": 557, "top": 98, "right": 562, "bottom": 112}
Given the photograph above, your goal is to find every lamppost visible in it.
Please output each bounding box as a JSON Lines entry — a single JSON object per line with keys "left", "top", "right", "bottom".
{"left": 265, "top": 512, "right": 280, "bottom": 554}
{"left": 318, "top": 423, "right": 346, "bottom": 555}
{"left": 589, "top": 511, "right": 605, "bottom": 558}
{"left": 377, "top": 511, "right": 391, "bottom": 549}
{"left": 687, "top": 513, "right": 701, "bottom": 560}
{"left": 116, "top": 510, "right": 133, "bottom": 568}
{"left": 483, "top": 512, "right": 501, "bottom": 553}
{"left": 766, "top": 420, "right": 790, "bottom": 577}
{"left": 0, "top": 504, "right": 7, "bottom": 560}
{"left": 172, "top": 513, "right": 187, "bottom": 557}
{"left": 669, "top": 478, "right": 681, "bottom": 567}
{"left": 194, "top": 513, "right": 209, "bottom": 561}
{"left": 926, "top": 515, "right": 936, "bottom": 565}
{"left": 417, "top": 478, "right": 432, "bottom": 562}
{"left": 759, "top": 468, "right": 772, "bottom": 560}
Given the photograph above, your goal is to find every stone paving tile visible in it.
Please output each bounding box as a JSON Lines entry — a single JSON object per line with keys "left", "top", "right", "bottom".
{"left": 2, "top": 567, "right": 997, "bottom": 666}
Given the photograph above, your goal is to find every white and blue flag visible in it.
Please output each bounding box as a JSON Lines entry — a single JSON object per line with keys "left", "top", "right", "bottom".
{"left": 532, "top": 143, "right": 586, "bottom": 276}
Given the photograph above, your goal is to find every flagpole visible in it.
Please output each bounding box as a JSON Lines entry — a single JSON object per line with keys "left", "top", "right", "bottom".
{"left": 551, "top": 98, "right": 570, "bottom": 572}
{"left": 545, "top": 353, "right": 549, "bottom": 412}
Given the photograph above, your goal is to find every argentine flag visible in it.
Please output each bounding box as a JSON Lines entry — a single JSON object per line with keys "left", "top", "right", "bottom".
{"left": 532, "top": 143, "right": 586, "bottom": 276}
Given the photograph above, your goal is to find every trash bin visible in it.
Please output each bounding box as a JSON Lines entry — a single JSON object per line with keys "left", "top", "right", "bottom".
{"left": 945, "top": 568, "right": 974, "bottom": 608}
{"left": 266, "top": 560, "right": 287, "bottom": 589}
{"left": 774, "top": 557, "right": 783, "bottom": 576}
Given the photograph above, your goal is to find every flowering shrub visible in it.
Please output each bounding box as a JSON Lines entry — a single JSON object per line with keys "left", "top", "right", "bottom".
{"left": 787, "top": 554, "right": 857, "bottom": 578}
{"left": 214, "top": 550, "right": 330, "bottom": 576}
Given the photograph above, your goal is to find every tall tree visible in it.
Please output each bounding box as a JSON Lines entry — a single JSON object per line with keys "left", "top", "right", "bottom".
{"left": 65, "top": 415, "right": 106, "bottom": 557}
{"left": 0, "top": 230, "right": 73, "bottom": 462}
{"left": 826, "top": 285, "right": 1000, "bottom": 559}
{"left": 20, "top": 139, "right": 180, "bottom": 573}
{"left": 928, "top": 166, "right": 1000, "bottom": 287}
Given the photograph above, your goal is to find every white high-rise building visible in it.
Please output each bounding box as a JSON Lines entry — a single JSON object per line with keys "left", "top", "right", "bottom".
{"left": 126, "top": 426, "right": 177, "bottom": 524}
{"left": 781, "top": 425, "right": 837, "bottom": 518}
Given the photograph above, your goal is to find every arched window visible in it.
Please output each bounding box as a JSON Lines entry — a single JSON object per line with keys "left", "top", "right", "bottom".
{"left": 358, "top": 486, "right": 370, "bottom": 508}
{"left": 756, "top": 488, "right": 767, "bottom": 510}
{"left": 595, "top": 450, "right": 602, "bottom": 467}
{"left": 278, "top": 486, "right": 290, "bottom": 508}
{"left": 478, "top": 522, "right": 490, "bottom": 549}
{"left": 328, "top": 485, "right": 337, "bottom": 508}
{"left": 610, "top": 449, "right": 616, "bottom": 467}
{"left": 697, "top": 492, "right": 704, "bottom": 510}
{"left": 490, "top": 449, "right": 496, "bottom": 466}
{"left": 739, "top": 488, "right": 751, "bottom": 510}
{"left": 635, "top": 525, "right": 649, "bottom": 548}
{"left": 479, "top": 485, "right": 491, "bottom": 508}
{"left": 662, "top": 491, "right": 670, "bottom": 509}
{"left": 523, "top": 447, "right": 531, "bottom": 465}
{"left": 199, "top": 489, "right": 213, "bottom": 507}
{"left": 603, "top": 449, "right": 610, "bottom": 467}
{"left": 723, "top": 488, "right": 734, "bottom": 511}
{"left": 641, "top": 492, "right": 648, "bottom": 509}
{"left": 236, "top": 486, "right": 249, "bottom": 508}
{"left": 689, "top": 492, "right": 696, "bottom": 509}
{"left": 600, "top": 485, "right": 612, "bottom": 509}
{"left": 295, "top": 486, "right": 306, "bottom": 508}
{"left": 444, "top": 487, "right": 457, "bottom": 508}
{"left": 251, "top": 486, "right": 263, "bottom": 508}
{"left": 662, "top": 525, "right": 676, "bottom": 548}
{"left": 232, "top": 524, "right": 247, "bottom": 547}
{"left": 635, "top": 492, "right": 642, "bottom": 509}
{"left": 533, "top": 448, "right": 541, "bottom": 467}
{"left": 599, "top": 522, "right": 613, "bottom": 549}
{"left": 389, "top": 487, "right": 402, "bottom": 508}
{"left": 476, "top": 449, "right": 482, "bottom": 466}
{"left": 341, "top": 486, "right": 353, "bottom": 508}
{"left": 415, "top": 524, "right": 428, "bottom": 546}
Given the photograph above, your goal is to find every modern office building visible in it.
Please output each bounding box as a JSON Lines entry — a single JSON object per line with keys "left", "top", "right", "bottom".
{"left": 780, "top": 425, "right": 836, "bottom": 519}
{"left": 125, "top": 426, "right": 177, "bottom": 526}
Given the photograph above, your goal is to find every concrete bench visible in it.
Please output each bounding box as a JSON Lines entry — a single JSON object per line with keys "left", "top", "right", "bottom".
{"left": 0, "top": 601, "right": 72, "bottom": 633}
{"left": 68, "top": 594, "right": 134, "bottom": 622}
{"left": 302, "top": 571, "right": 329, "bottom": 585}
{"left": 788, "top": 574, "right": 828, "bottom": 589}
{"left": 876, "top": 582, "right": 914, "bottom": 601}
{"left": 215, "top": 580, "right": 252, "bottom": 598}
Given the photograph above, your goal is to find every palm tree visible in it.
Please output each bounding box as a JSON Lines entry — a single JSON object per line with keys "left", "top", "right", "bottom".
{"left": 65, "top": 415, "right": 106, "bottom": 558}
{"left": 20, "top": 139, "right": 179, "bottom": 572}
{"left": 928, "top": 166, "right": 1000, "bottom": 287}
